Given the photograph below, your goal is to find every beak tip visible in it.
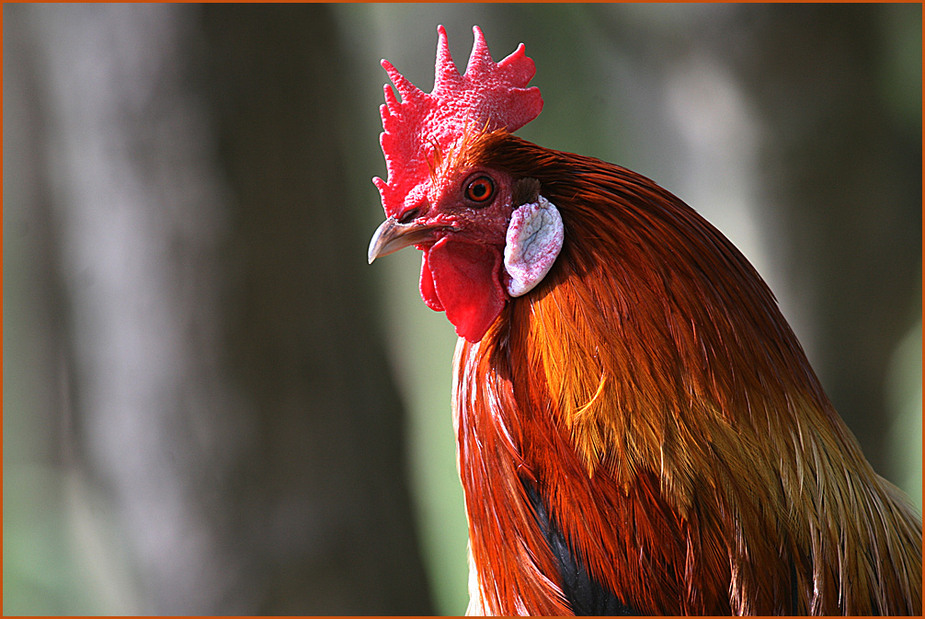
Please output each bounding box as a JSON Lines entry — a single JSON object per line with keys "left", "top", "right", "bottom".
{"left": 367, "top": 226, "right": 386, "bottom": 264}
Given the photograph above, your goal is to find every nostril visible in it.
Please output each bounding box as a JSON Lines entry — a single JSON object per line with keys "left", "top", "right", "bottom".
{"left": 398, "top": 206, "right": 422, "bottom": 224}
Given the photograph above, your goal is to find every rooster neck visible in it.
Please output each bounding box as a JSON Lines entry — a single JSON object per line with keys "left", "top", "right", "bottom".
{"left": 450, "top": 141, "right": 921, "bottom": 614}
{"left": 454, "top": 264, "right": 920, "bottom": 616}
{"left": 452, "top": 335, "right": 574, "bottom": 615}
{"left": 453, "top": 324, "right": 736, "bottom": 615}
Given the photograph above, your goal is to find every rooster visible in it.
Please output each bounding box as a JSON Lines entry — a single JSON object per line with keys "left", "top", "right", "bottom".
{"left": 367, "top": 26, "right": 922, "bottom": 616}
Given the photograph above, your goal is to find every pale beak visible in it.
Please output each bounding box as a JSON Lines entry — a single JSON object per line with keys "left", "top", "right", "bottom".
{"left": 367, "top": 217, "right": 449, "bottom": 264}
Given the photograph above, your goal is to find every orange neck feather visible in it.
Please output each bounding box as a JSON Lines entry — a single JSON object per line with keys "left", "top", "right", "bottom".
{"left": 453, "top": 132, "right": 922, "bottom": 615}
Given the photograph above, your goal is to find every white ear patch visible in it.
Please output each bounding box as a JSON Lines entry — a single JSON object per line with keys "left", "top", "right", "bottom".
{"left": 503, "top": 195, "right": 564, "bottom": 297}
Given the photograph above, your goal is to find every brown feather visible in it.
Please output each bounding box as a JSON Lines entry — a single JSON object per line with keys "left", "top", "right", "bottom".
{"left": 454, "top": 129, "right": 922, "bottom": 615}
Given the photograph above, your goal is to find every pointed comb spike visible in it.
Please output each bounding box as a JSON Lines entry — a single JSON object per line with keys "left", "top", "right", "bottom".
{"left": 381, "top": 59, "right": 421, "bottom": 101}
{"left": 466, "top": 25, "right": 491, "bottom": 76}
{"left": 434, "top": 25, "right": 460, "bottom": 91}
{"left": 382, "top": 84, "right": 399, "bottom": 115}
{"left": 497, "top": 43, "right": 535, "bottom": 83}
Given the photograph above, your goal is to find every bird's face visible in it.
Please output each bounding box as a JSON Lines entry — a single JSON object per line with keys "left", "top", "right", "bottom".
{"left": 368, "top": 163, "right": 519, "bottom": 343}
{"left": 369, "top": 154, "right": 563, "bottom": 343}
{"left": 368, "top": 164, "right": 517, "bottom": 262}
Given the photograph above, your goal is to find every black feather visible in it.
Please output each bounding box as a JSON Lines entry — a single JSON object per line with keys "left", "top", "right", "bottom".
{"left": 523, "top": 479, "right": 640, "bottom": 616}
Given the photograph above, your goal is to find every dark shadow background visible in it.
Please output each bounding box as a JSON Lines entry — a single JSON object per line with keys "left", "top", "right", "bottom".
{"left": 4, "top": 3, "right": 921, "bottom": 615}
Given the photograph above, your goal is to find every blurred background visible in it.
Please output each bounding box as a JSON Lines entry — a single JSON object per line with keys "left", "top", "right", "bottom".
{"left": 4, "top": 3, "right": 921, "bottom": 615}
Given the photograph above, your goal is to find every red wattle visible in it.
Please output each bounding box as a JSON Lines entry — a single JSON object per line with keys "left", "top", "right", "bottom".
{"left": 419, "top": 238, "right": 506, "bottom": 342}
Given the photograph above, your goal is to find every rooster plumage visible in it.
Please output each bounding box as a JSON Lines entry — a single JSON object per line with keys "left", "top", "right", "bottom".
{"left": 368, "top": 26, "right": 922, "bottom": 615}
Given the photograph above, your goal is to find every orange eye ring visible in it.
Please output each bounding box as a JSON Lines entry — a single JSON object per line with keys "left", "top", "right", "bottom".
{"left": 465, "top": 175, "right": 495, "bottom": 204}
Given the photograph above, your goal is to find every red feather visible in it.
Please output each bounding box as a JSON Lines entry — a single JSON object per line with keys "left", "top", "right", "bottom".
{"left": 451, "top": 130, "right": 922, "bottom": 615}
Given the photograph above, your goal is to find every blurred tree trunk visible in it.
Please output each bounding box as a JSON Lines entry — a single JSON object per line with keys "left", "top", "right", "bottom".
{"left": 195, "top": 4, "right": 435, "bottom": 614}
{"left": 6, "top": 3, "right": 433, "bottom": 614}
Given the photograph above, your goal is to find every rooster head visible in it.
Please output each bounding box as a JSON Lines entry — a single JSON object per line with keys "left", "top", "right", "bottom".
{"left": 367, "top": 26, "right": 562, "bottom": 343}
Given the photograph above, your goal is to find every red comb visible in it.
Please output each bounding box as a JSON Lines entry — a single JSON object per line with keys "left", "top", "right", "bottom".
{"left": 373, "top": 25, "right": 543, "bottom": 219}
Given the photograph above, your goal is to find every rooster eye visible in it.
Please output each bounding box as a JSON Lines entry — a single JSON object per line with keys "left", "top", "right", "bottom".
{"left": 465, "top": 176, "right": 495, "bottom": 204}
